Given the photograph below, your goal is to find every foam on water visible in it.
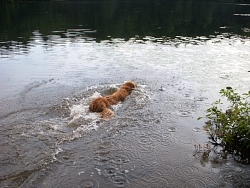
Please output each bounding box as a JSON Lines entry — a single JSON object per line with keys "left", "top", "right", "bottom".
{"left": 134, "top": 85, "right": 151, "bottom": 104}
{"left": 68, "top": 92, "right": 101, "bottom": 126}
{"left": 55, "top": 92, "right": 104, "bottom": 143}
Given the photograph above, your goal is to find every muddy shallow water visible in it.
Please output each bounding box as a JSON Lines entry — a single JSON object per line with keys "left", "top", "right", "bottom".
{"left": 1, "top": 1, "right": 250, "bottom": 187}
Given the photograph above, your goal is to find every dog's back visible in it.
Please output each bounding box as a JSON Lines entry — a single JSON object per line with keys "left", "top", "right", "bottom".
{"left": 89, "top": 81, "right": 136, "bottom": 119}
{"left": 89, "top": 97, "right": 109, "bottom": 112}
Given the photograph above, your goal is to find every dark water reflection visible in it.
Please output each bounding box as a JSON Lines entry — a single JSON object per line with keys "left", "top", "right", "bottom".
{"left": 1, "top": 0, "right": 250, "bottom": 47}
{"left": 1, "top": 1, "right": 250, "bottom": 188}
{"left": 1, "top": 1, "right": 250, "bottom": 57}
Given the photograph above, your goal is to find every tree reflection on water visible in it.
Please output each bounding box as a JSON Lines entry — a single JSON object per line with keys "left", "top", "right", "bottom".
{"left": 0, "top": 0, "right": 249, "bottom": 50}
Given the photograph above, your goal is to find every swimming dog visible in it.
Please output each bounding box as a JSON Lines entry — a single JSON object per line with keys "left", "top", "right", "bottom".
{"left": 89, "top": 81, "right": 136, "bottom": 119}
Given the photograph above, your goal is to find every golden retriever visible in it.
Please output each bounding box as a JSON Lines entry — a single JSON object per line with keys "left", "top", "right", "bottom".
{"left": 89, "top": 81, "right": 136, "bottom": 119}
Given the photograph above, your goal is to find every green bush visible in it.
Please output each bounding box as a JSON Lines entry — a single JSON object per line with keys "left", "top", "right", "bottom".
{"left": 199, "top": 87, "right": 250, "bottom": 163}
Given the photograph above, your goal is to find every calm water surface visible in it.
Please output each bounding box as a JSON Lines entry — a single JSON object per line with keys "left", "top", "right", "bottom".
{"left": 0, "top": 1, "right": 250, "bottom": 187}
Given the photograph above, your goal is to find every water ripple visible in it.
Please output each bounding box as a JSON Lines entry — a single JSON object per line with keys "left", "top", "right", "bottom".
{"left": 178, "top": 136, "right": 194, "bottom": 145}
{"left": 78, "top": 179, "right": 99, "bottom": 188}
{"left": 176, "top": 110, "right": 193, "bottom": 117}
{"left": 109, "top": 175, "right": 129, "bottom": 187}
{"left": 175, "top": 166, "right": 200, "bottom": 176}
{"left": 184, "top": 178, "right": 209, "bottom": 188}
{"left": 193, "top": 127, "right": 201, "bottom": 132}
{"left": 167, "top": 126, "right": 177, "bottom": 132}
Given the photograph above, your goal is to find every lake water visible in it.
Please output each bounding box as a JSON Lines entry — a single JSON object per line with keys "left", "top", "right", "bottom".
{"left": 0, "top": 1, "right": 250, "bottom": 187}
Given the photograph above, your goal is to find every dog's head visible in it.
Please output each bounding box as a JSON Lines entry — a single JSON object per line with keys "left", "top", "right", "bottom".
{"left": 121, "top": 81, "right": 137, "bottom": 93}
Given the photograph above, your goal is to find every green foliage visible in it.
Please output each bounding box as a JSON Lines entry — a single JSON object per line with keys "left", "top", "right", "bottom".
{"left": 199, "top": 87, "right": 250, "bottom": 163}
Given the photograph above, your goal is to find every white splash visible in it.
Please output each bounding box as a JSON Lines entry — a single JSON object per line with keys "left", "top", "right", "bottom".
{"left": 64, "top": 84, "right": 151, "bottom": 141}
{"left": 133, "top": 84, "right": 152, "bottom": 104}
{"left": 68, "top": 92, "right": 101, "bottom": 127}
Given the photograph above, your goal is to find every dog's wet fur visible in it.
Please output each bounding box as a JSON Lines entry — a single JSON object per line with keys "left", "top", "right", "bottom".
{"left": 89, "top": 81, "right": 137, "bottom": 120}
